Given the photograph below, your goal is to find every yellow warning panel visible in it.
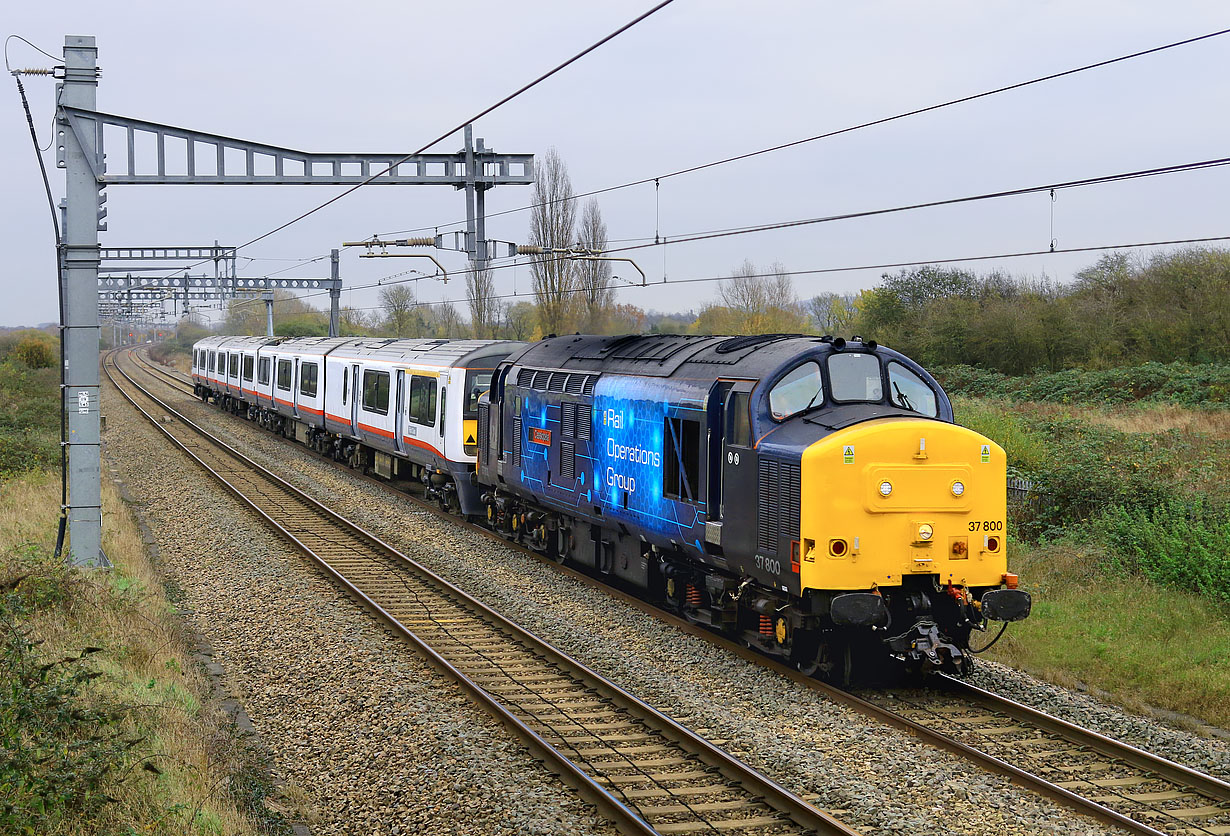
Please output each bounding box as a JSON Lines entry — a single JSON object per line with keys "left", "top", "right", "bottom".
{"left": 463, "top": 419, "right": 478, "bottom": 446}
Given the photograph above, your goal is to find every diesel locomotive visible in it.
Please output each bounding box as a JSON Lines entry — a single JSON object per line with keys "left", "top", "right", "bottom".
{"left": 191, "top": 332, "right": 1030, "bottom": 682}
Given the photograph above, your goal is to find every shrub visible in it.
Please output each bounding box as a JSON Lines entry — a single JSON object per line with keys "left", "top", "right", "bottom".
{"left": 934, "top": 362, "right": 1230, "bottom": 407}
{"left": 1092, "top": 499, "right": 1230, "bottom": 603}
{"left": 0, "top": 571, "right": 133, "bottom": 834}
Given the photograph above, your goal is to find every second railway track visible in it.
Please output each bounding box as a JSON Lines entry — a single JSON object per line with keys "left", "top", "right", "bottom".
{"left": 106, "top": 348, "right": 855, "bottom": 836}
{"left": 125, "top": 347, "right": 1230, "bottom": 836}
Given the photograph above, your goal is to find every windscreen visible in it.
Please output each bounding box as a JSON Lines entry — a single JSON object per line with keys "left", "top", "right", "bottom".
{"left": 827, "top": 353, "right": 883, "bottom": 403}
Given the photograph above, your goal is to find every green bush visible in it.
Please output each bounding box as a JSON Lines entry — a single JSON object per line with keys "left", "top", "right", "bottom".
{"left": 935, "top": 362, "right": 1230, "bottom": 407}
{"left": 1092, "top": 499, "right": 1230, "bottom": 603}
{"left": 0, "top": 565, "right": 132, "bottom": 834}
{"left": 0, "top": 360, "right": 60, "bottom": 479}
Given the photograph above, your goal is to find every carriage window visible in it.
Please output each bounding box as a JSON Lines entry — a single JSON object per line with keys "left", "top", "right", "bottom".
{"left": 769, "top": 361, "right": 822, "bottom": 420}
{"left": 276, "top": 359, "right": 292, "bottom": 391}
{"left": 664, "top": 416, "right": 701, "bottom": 503}
{"left": 362, "top": 370, "right": 390, "bottom": 415}
{"left": 464, "top": 369, "right": 493, "bottom": 418}
{"left": 229, "top": 354, "right": 239, "bottom": 377}
{"left": 827, "top": 353, "right": 883, "bottom": 403}
{"left": 242, "top": 356, "right": 254, "bottom": 382}
{"left": 439, "top": 387, "right": 447, "bottom": 434}
{"left": 193, "top": 350, "right": 199, "bottom": 369}
{"left": 299, "top": 362, "right": 318, "bottom": 398}
{"left": 727, "top": 391, "right": 751, "bottom": 447}
{"left": 887, "top": 362, "right": 937, "bottom": 417}
{"left": 409, "top": 375, "right": 437, "bottom": 426}
{"left": 208, "top": 352, "right": 215, "bottom": 372}
{"left": 342, "top": 369, "right": 349, "bottom": 404}
{"left": 258, "top": 357, "right": 271, "bottom": 386}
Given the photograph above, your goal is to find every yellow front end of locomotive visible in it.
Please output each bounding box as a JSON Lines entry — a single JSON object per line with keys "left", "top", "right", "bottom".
{"left": 798, "top": 418, "right": 1008, "bottom": 592}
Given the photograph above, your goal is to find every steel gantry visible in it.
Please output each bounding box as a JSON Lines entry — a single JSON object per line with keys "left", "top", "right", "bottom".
{"left": 55, "top": 35, "right": 535, "bottom": 566}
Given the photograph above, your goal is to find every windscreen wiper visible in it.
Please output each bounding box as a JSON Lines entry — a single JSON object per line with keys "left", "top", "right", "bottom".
{"left": 892, "top": 381, "right": 915, "bottom": 412}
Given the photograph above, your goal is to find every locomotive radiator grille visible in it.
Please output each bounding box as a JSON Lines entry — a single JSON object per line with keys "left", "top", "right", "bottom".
{"left": 757, "top": 458, "right": 800, "bottom": 555}
{"left": 512, "top": 417, "right": 522, "bottom": 467}
{"left": 477, "top": 403, "right": 489, "bottom": 460}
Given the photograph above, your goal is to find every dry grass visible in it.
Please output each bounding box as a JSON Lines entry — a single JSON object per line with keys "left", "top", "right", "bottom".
{"left": 0, "top": 473, "right": 269, "bottom": 835}
{"left": 1010, "top": 401, "right": 1230, "bottom": 438}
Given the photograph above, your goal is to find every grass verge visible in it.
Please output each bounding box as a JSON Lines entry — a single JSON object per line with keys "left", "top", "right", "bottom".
{"left": 0, "top": 472, "right": 290, "bottom": 835}
{"left": 987, "top": 540, "right": 1230, "bottom": 729}
{"left": 953, "top": 396, "right": 1230, "bottom": 729}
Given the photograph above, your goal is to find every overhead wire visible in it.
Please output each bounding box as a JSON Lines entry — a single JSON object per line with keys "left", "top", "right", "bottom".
{"left": 322, "top": 233, "right": 1230, "bottom": 315}
{"left": 282, "top": 151, "right": 1230, "bottom": 308}
{"left": 144, "top": 0, "right": 678, "bottom": 284}
{"left": 9, "top": 41, "right": 70, "bottom": 557}
{"left": 369, "top": 26, "right": 1230, "bottom": 239}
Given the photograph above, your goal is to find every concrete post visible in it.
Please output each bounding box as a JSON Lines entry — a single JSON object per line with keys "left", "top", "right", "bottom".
{"left": 59, "top": 35, "right": 104, "bottom": 566}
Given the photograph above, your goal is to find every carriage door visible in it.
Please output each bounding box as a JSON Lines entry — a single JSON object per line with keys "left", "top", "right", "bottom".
{"left": 292, "top": 358, "right": 300, "bottom": 418}
{"left": 349, "top": 365, "right": 360, "bottom": 431}
{"left": 438, "top": 373, "right": 449, "bottom": 458}
{"left": 394, "top": 370, "right": 407, "bottom": 454}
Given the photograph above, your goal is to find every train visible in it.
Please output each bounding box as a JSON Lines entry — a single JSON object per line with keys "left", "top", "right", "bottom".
{"left": 191, "top": 332, "right": 1030, "bottom": 683}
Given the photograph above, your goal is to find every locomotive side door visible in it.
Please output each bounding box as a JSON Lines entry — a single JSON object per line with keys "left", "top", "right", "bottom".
{"left": 719, "top": 381, "right": 757, "bottom": 558}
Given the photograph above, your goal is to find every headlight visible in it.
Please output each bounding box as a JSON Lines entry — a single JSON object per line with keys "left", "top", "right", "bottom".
{"left": 918, "top": 523, "right": 934, "bottom": 541}
{"left": 951, "top": 480, "right": 965, "bottom": 497}
{"left": 879, "top": 481, "right": 893, "bottom": 497}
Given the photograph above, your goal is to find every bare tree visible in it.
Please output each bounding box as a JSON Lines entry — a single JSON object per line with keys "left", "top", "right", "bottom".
{"left": 529, "top": 147, "right": 577, "bottom": 335}
{"left": 380, "top": 284, "right": 417, "bottom": 337}
{"left": 575, "top": 198, "right": 613, "bottom": 332}
{"left": 714, "top": 260, "right": 805, "bottom": 334}
{"left": 466, "top": 264, "right": 499, "bottom": 338}
{"left": 433, "top": 301, "right": 465, "bottom": 338}
{"left": 805, "top": 292, "right": 856, "bottom": 334}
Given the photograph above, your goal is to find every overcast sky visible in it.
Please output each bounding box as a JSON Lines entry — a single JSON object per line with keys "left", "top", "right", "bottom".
{"left": 3, "top": 1, "right": 1228, "bottom": 329}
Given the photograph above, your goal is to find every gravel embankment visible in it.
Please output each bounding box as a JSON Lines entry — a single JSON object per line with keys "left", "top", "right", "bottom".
{"left": 102, "top": 379, "right": 618, "bottom": 836}
{"left": 128, "top": 365, "right": 1217, "bottom": 836}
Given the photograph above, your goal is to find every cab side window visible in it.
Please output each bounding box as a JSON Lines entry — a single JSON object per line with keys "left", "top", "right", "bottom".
{"left": 727, "top": 392, "right": 751, "bottom": 447}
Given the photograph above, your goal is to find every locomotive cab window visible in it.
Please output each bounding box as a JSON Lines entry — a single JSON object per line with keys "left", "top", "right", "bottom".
{"left": 242, "top": 356, "right": 254, "bottom": 382}
{"left": 828, "top": 353, "right": 883, "bottom": 403}
{"left": 887, "top": 362, "right": 937, "bottom": 417}
{"left": 276, "top": 359, "right": 292, "bottom": 391}
{"left": 362, "top": 370, "right": 390, "bottom": 415}
{"left": 409, "top": 375, "right": 437, "bottom": 426}
{"left": 299, "top": 362, "right": 318, "bottom": 398}
{"left": 769, "top": 361, "right": 822, "bottom": 420}
{"left": 464, "top": 369, "right": 493, "bottom": 418}
{"left": 664, "top": 416, "right": 701, "bottom": 503}
{"left": 258, "top": 357, "right": 271, "bottom": 386}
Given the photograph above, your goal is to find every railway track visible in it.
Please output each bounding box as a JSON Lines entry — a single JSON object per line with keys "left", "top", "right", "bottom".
{"left": 130, "top": 347, "right": 1230, "bottom": 835}
{"left": 106, "top": 348, "right": 856, "bottom": 836}
{"left": 859, "top": 678, "right": 1230, "bottom": 836}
